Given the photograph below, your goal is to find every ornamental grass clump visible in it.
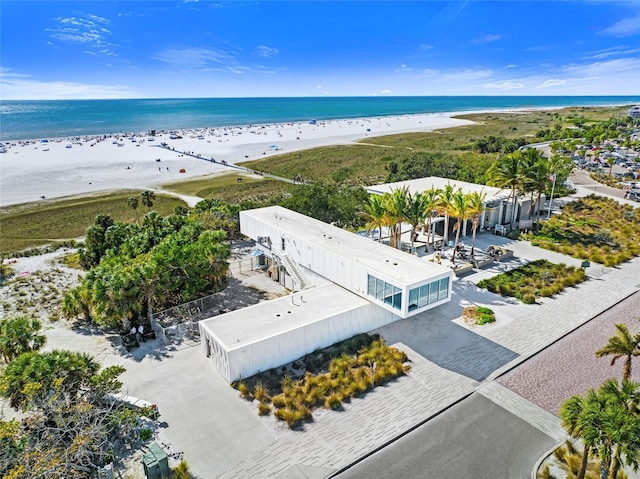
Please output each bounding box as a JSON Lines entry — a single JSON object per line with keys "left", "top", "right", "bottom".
{"left": 243, "top": 336, "right": 410, "bottom": 429}
{"left": 477, "top": 259, "right": 587, "bottom": 304}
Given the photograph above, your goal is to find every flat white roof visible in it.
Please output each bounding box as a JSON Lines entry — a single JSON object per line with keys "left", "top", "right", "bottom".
{"left": 242, "top": 206, "right": 451, "bottom": 285}
{"left": 366, "top": 176, "right": 509, "bottom": 203}
{"left": 200, "top": 283, "right": 369, "bottom": 351}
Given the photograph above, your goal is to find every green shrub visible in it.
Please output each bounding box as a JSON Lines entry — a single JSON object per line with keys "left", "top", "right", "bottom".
{"left": 258, "top": 402, "right": 271, "bottom": 416}
{"left": 477, "top": 313, "right": 495, "bottom": 325}
{"left": 171, "top": 460, "right": 192, "bottom": 479}
{"left": 139, "top": 428, "right": 152, "bottom": 441}
{"left": 522, "top": 293, "right": 536, "bottom": 304}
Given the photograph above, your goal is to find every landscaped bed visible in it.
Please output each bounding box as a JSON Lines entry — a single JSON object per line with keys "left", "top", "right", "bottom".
{"left": 232, "top": 334, "right": 410, "bottom": 429}
{"left": 477, "top": 259, "right": 587, "bottom": 304}
{"left": 522, "top": 195, "right": 640, "bottom": 267}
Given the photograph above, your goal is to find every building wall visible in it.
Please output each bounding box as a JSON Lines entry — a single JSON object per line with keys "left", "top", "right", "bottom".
{"left": 202, "top": 302, "right": 399, "bottom": 383}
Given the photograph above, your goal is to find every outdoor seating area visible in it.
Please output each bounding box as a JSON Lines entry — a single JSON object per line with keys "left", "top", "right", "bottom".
{"left": 423, "top": 241, "right": 515, "bottom": 277}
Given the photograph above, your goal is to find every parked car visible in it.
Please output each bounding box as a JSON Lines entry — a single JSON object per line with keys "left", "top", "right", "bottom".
{"left": 624, "top": 190, "right": 640, "bottom": 202}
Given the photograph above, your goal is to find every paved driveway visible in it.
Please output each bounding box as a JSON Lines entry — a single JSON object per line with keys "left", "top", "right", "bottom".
{"left": 334, "top": 394, "right": 557, "bottom": 479}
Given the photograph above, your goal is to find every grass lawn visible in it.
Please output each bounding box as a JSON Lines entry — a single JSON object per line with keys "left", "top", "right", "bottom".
{"left": 525, "top": 196, "right": 640, "bottom": 267}
{"left": 0, "top": 192, "right": 186, "bottom": 256}
{"left": 477, "top": 259, "right": 587, "bottom": 304}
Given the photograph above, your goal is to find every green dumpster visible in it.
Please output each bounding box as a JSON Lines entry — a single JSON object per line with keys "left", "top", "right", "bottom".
{"left": 143, "top": 442, "right": 169, "bottom": 479}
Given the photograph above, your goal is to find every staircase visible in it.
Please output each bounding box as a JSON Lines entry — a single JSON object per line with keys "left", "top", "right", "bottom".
{"left": 280, "top": 254, "right": 310, "bottom": 291}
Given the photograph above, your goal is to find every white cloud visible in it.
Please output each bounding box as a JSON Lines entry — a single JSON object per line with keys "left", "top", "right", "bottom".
{"left": 0, "top": 69, "right": 135, "bottom": 100}
{"left": 47, "top": 13, "right": 116, "bottom": 55}
{"left": 585, "top": 46, "right": 640, "bottom": 60}
{"left": 535, "top": 79, "right": 567, "bottom": 89}
{"left": 475, "top": 34, "right": 502, "bottom": 43}
{"left": 600, "top": 15, "right": 640, "bottom": 37}
{"left": 381, "top": 89, "right": 392, "bottom": 94}
{"left": 484, "top": 80, "right": 525, "bottom": 90}
{"left": 154, "top": 47, "right": 233, "bottom": 68}
{"left": 254, "top": 45, "right": 279, "bottom": 58}
{"left": 419, "top": 44, "right": 434, "bottom": 50}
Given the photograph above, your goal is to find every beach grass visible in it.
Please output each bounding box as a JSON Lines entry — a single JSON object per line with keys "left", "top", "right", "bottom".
{"left": 0, "top": 191, "right": 186, "bottom": 256}
{"left": 160, "top": 172, "right": 263, "bottom": 196}
{"left": 237, "top": 106, "right": 629, "bottom": 185}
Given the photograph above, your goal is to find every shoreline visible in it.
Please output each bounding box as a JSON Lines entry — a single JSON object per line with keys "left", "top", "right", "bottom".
{"left": 0, "top": 104, "right": 627, "bottom": 208}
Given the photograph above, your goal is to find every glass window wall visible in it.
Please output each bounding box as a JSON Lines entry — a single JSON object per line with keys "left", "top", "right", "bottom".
{"left": 367, "top": 274, "right": 402, "bottom": 311}
{"left": 408, "top": 276, "right": 451, "bottom": 312}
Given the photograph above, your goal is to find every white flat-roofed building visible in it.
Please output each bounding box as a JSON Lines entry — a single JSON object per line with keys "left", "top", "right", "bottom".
{"left": 240, "top": 206, "right": 453, "bottom": 319}
{"left": 200, "top": 283, "right": 398, "bottom": 382}
{"left": 201, "top": 205, "right": 453, "bottom": 382}
{"left": 366, "top": 176, "right": 538, "bottom": 232}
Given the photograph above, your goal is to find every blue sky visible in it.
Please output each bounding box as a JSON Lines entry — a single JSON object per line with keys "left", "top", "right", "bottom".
{"left": 1, "top": 1, "right": 640, "bottom": 99}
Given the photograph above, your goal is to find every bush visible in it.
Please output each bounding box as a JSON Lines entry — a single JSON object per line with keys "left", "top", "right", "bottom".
{"left": 237, "top": 381, "right": 250, "bottom": 399}
{"left": 139, "top": 428, "right": 152, "bottom": 441}
{"left": 522, "top": 293, "right": 537, "bottom": 304}
{"left": 258, "top": 402, "right": 271, "bottom": 416}
{"left": 171, "top": 460, "right": 192, "bottom": 479}
{"left": 253, "top": 383, "right": 270, "bottom": 403}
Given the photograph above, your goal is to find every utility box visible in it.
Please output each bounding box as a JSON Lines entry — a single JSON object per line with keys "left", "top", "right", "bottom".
{"left": 142, "top": 442, "right": 169, "bottom": 479}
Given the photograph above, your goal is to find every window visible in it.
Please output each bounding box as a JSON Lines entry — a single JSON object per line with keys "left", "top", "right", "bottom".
{"left": 408, "top": 288, "right": 419, "bottom": 311}
{"left": 419, "top": 284, "right": 429, "bottom": 308}
{"left": 429, "top": 281, "right": 439, "bottom": 304}
{"left": 439, "top": 277, "right": 449, "bottom": 301}
{"left": 367, "top": 274, "right": 402, "bottom": 311}
{"left": 393, "top": 286, "right": 402, "bottom": 310}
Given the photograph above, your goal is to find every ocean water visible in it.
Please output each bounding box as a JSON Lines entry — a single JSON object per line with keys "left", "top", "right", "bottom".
{"left": 1, "top": 96, "right": 639, "bottom": 141}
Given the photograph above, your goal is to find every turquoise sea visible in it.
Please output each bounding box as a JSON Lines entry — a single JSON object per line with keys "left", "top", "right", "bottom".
{"left": 1, "top": 96, "right": 639, "bottom": 141}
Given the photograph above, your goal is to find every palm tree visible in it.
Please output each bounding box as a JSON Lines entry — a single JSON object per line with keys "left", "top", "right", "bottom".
{"left": 421, "top": 187, "right": 440, "bottom": 251}
{"left": 436, "top": 183, "right": 458, "bottom": 249}
{"left": 487, "top": 151, "right": 524, "bottom": 228}
{"left": 0, "top": 316, "right": 47, "bottom": 363}
{"left": 595, "top": 323, "right": 640, "bottom": 381}
{"left": 384, "top": 187, "right": 409, "bottom": 249}
{"left": 141, "top": 190, "right": 156, "bottom": 212}
{"left": 365, "top": 194, "right": 386, "bottom": 242}
{"left": 599, "top": 378, "right": 640, "bottom": 479}
{"left": 127, "top": 196, "right": 140, "bottom": 225}
{"left": 560, "top": 394, "right": 593, "bottom": 479}
{"left": 606, "top": 157, "right": 616, "bottom": 177}
{"left": 403, "top": 191, "right": 427, "bottom": 254}
{"left": 448, "top": 190, "right": 471, "bottom": 263}
{"left": 466, "top": 190, "right": 486, "bottom": 258}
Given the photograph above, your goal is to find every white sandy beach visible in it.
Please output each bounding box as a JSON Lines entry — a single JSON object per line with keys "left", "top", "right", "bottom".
{"left": 0, "top": 112, "right": 476, "bottom": 207}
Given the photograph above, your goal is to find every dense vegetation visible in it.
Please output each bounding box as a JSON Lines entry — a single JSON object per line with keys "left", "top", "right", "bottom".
{"left": 477, "top": 259, "right": 587, "bottom": 304}
{"left": 525, "top": 196, "right": 640, "bottom": 267}
{"left": 0, "top": 316, "right": 144, "bottom": 479}
{"left": 62, "top": 198, "right": 236, "bottom": 329}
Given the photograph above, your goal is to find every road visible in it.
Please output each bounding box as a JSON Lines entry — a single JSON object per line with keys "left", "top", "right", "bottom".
{"left": 335, "top": 394, "right": 556, "bottom": 479}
